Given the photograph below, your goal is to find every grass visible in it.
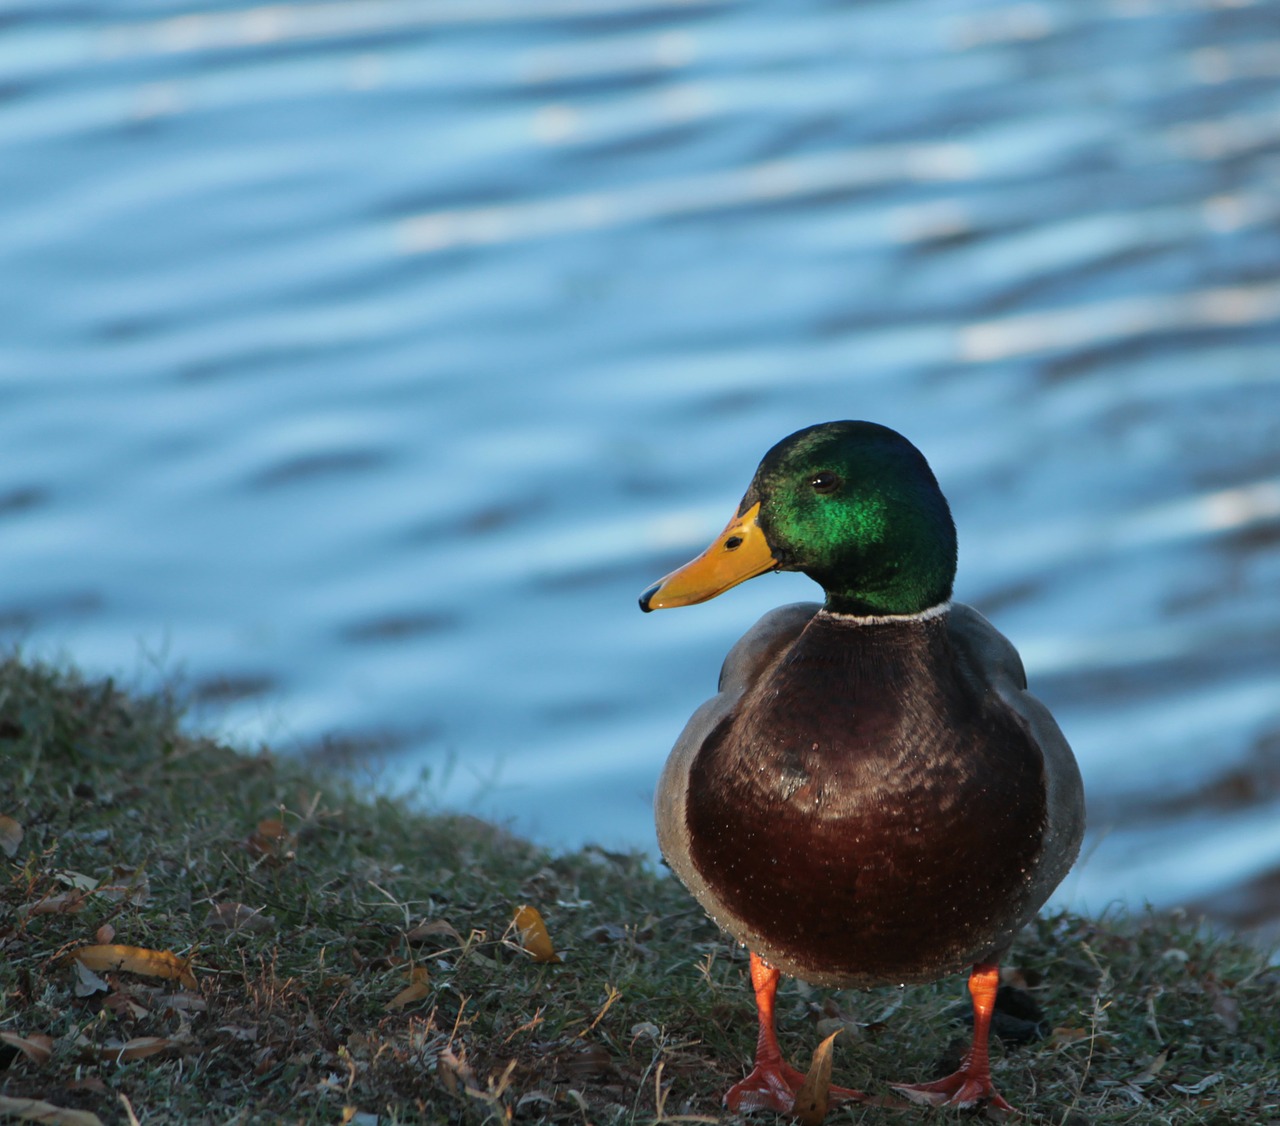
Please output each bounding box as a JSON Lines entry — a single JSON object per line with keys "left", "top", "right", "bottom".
{"left": 1, "top": 655, "right": 1277, "bottom": 1125}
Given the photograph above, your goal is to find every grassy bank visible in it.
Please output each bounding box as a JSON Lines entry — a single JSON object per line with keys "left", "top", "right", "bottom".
{"left": 1, "top": 657, "right": 1276, "bottom": 1125}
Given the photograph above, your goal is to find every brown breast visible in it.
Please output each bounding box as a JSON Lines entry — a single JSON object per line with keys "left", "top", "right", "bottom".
{"left": 684, "top": 612, "right": 1047, "bottom": 984}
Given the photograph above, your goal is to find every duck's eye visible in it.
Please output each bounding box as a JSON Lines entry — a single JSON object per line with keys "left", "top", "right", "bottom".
{"left": 810, "top": 471, "right": 840, "bottom": 494}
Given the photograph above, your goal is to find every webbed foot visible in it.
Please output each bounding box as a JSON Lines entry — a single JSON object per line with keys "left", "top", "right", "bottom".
{"left": 892, "top": 1064, "right": 1013, "bottom": 1112}
{"left": 726, "top": 1059, "right": 864, "bottom": 1113}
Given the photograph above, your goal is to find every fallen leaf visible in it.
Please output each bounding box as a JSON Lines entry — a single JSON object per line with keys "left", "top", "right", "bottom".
{"left": 73, "top": 960, "right": 110, "bottom": 997}
{"left": 0, "top": 814, "right": 23, "bottom": 858}
{"left": 95, "top": 924, "right": 116, "bottom": 945}
{"left": 792, "top": 1030, "right": 841, "bottom": 1126}
{"left": 0, "top": 1095, "right": 104, "bottom": 1126}
{"left": 159, "top": 992, "right": 206, "bottom": 1014}
{"left": 252, "top": 1047, "right": 276, "bottom": 1076}
{"left": 69, "top": 944, "right": 197, "bottom": 989}
{"left": 561, "top": 1042, "right": 611, "bottom": 1080}
{"left": 97, "top": 872, "right": 149, "bottom": 907}
{"left": 1050, "top": 1026, "right": 1090, "bottom": 1047}
{"left": 0, "top": 1032, "right": 53, "bottom": 1066}
{"left": 100, "top": 1037, "right": 173, "bottom": 1062}
{"left": 18, "top": 891, "right": 91, "bottom": 919}
{"left": 406, "top": 919, "right": 463, "bottom": 944}
{"left": 1131, "top": 1046, "right": 1170, "bottom": 1085}
{"left": 243, "top": 818, "right": 294, "bottom": 863}
{"left": 513, "top": 905, "right": 561, "bottom": 964}
{"left": 387, "top": 965, "right": 431, "bottom": 1011}
{"left": 103, "top": 992, "right": 150, "bottom": 1020}
{"left": 55, "top": 871, "right": 99, "bottom": 892}
{"left": 216, "top": 1024, "right": 259, "bottom": 1042}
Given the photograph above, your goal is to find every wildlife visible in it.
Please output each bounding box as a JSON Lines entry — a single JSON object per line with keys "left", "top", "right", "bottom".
{"left": 639, "top": 421, "right": 1084, "bottom": 1112}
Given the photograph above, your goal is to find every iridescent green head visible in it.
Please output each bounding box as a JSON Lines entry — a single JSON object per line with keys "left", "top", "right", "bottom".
{"left": 640, "top": 421, "right": 956, "bottom": 617}
{"left": 744, "top": 421, "right": 956, "bottom": 615}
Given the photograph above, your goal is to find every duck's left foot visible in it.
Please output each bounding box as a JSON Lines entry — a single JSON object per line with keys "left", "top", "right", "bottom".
{"left": 725, "top": 1059, "right": 806, "bottom": 1113}
{"left": 891, "top": 1066, "right": 1013, "bottom": 1112}
{"left": 726, "top": 1061, "right": 865, "bottom": 1113}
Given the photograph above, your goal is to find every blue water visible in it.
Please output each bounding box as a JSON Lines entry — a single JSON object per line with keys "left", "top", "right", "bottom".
{"left": 4, "top": 0, "right": 1280, "bottom": 927}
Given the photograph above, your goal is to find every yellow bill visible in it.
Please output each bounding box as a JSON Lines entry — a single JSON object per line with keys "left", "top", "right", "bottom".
{"left": 639, "top": 501, "right": 776, "bottom": 611}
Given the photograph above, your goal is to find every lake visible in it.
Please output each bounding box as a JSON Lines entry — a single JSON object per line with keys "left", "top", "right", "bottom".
{"left": 3, "top": 0, "right": 1280, "bottom": 932}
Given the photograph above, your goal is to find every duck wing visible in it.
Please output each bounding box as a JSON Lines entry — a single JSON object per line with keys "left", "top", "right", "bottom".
{"left": 947, "top": 603, "right": 1085, "bottom": 919}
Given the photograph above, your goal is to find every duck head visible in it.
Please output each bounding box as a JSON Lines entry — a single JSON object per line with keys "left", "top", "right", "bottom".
{"left": 639, "top": 421, "right": 957, "bottom": 617}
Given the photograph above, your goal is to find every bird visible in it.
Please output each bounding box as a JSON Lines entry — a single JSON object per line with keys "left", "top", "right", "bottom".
{"left": 639, "top": 421, "right": 1084, "bottom": 1114}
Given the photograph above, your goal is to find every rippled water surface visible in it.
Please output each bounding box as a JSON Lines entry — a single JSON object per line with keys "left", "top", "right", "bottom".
{"left": 4, "top": 0, "right": 1280, "bottom": 926}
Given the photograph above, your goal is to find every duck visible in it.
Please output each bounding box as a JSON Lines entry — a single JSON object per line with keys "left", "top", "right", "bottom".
{"left": 639, "top": 421, "right": 1084, "bottom": 1114}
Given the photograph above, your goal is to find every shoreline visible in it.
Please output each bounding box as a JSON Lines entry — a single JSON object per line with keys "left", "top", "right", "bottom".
{"left": 2, "top": 655, "right": 1276, "bottom": 1124}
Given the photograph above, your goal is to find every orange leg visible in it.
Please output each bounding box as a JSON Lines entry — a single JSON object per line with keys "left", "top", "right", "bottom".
{"left": 891, "top": 962, "right": 1014, "bottom": 1112}
{"left": 725, "top": 952, "right": 865, "bottom": 1113}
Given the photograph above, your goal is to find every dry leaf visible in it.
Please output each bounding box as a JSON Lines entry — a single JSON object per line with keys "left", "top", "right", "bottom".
{"left": 513, "top": 905, "right": 561, "bottom": 964}
{"left": 0, "top": 814, "right": 23, "bottom": 858}
{"left": 216, "top": 1024, "right": 259, "bottom": 1042}
{"left": 18, "top": 890, "right": 91, "bottom": 919}
{"left": 103, "top": 991, "right": 150, "bottom": 1020}
{"left": 97, "top": 873, "right": 150, "bottom": 907}
{"left": 387, "top": 965, "right": 431, "bottom": 1011}
{"left": 792, "top": 1030, "right": 841, "bottom": 1125}
{"left": 159, "top": 992, "right": 207, "bottom": 1014}
{"left": 1050, "top": 1026, "right": 1090, "bottom": 1047}
{"left": 56, "top": 871, "right": 99, "bottom": 892}
{"left": 243, "top": 818, "right": 294, "bottom": 863}
{"left": 73, "top": 960, "right": 110, "bottom": 998}
{"left": 0, "top": 1095, "right": 105, "bottom": 1126}
{"left": 0, "top": 1032, "right": 53, "bottom": 1066}
{"left": 562, "top": 1042, "right": 611, "bottom": 1080}
{"left": 1131, "top": 1046, "right": 1170, "bottom": 1085}
{"left": 406, "top": 919, "right": 463, "bottom": 944}
{"left": 100, "top": 1037, "right": 173, "bottom": 1062}
{"left": 69, "top": 944, "right": 197, "bottom": 989}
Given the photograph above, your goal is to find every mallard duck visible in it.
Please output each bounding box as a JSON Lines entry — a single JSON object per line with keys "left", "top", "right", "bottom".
{"left": 639, "top": 421, "right": 1084, "bottom": 1113}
